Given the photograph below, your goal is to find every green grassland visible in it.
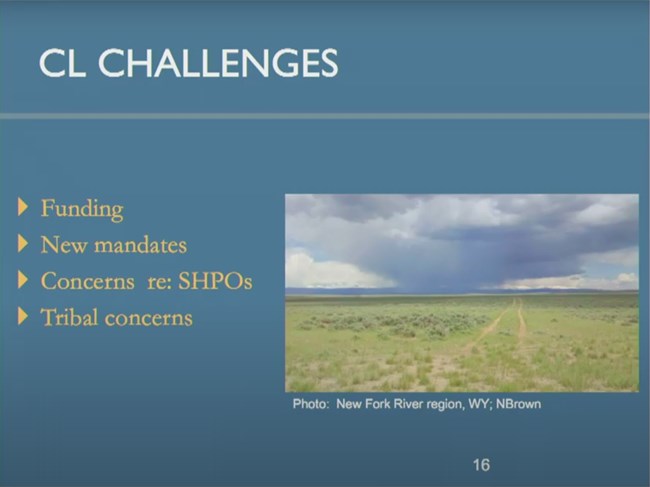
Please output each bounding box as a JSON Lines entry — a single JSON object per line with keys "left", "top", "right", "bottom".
{"left": 285, "top": 293, "right": 639, "bottom": 392}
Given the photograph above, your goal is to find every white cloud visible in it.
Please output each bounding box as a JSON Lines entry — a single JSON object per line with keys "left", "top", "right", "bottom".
{"left": 412, "top": 196, "right": 519, "bottom": 231}
{"left": 285, "top": 249, "right": 395, "bottom": 289}
{"left": 499, "top": 273, "right": 638, "bottom": 291}
{"left": 572, "top": 194, "right": 638, "bottom": 226}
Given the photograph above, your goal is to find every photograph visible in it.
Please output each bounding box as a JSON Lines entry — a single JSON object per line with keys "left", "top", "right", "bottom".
{"left": 285, "top": 194, "right": 639, "bottom": 393}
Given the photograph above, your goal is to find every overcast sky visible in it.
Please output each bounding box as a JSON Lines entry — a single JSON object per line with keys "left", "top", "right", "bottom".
{"left": 285, "top": 194, "right": 639, "bottom": 292}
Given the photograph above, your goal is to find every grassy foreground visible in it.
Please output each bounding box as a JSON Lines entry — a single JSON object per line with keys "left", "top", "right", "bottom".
{"left": 285, "top": 293, "right": 639, "bottom": 392}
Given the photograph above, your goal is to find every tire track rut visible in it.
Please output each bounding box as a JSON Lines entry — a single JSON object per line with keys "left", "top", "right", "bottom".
{"left": 464, "top": 299, "right": 514, "bottom": 353}
{"left": 516, "top": 298, "right": 527, "bottom": 344}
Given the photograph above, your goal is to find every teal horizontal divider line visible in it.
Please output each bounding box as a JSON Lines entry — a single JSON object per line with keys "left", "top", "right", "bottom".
{"left": 1, "top": 112, "right": 649, "bottom": 120}
{"left": 0, "top": 0, "right": 648, "bottom": 2}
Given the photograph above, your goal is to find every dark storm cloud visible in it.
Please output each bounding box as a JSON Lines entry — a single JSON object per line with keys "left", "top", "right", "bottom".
{"left": 285, "top": 194, "right": 639, "bottom": 291}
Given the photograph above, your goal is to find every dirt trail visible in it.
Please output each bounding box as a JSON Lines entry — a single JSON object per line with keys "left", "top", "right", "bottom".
{"left": 463, "top": 300, "right": 514, "bottom": 353}
{"left": 516, "top": 298, "right": 527, "bottom": 343}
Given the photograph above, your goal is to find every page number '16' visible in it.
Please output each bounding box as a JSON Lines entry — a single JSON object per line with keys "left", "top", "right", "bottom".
{"left": 473, "top": 458, "right": 491, "bottom": 472}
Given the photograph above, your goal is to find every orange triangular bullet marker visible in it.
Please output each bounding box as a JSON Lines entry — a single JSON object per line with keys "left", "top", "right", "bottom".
{"left": 18, "top": 197, "right": 28, "bottom": 216}
{"left": 18, "top": 270, "right": 28, "bottom": 289}
{"left": 18, "top": 307, "right": 28, "bottom": 325}
{"left": 17, "top": 234, "right": 28, "bottom": 252}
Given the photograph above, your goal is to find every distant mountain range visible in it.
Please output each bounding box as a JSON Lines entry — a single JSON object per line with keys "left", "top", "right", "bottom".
{"left": 285, "top": 287, "right": 638, "bottom": 296}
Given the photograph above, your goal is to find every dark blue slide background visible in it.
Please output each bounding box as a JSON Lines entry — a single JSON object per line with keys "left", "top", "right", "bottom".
{"left": 1, "top": 2, "right": 648, "bottom": 486}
